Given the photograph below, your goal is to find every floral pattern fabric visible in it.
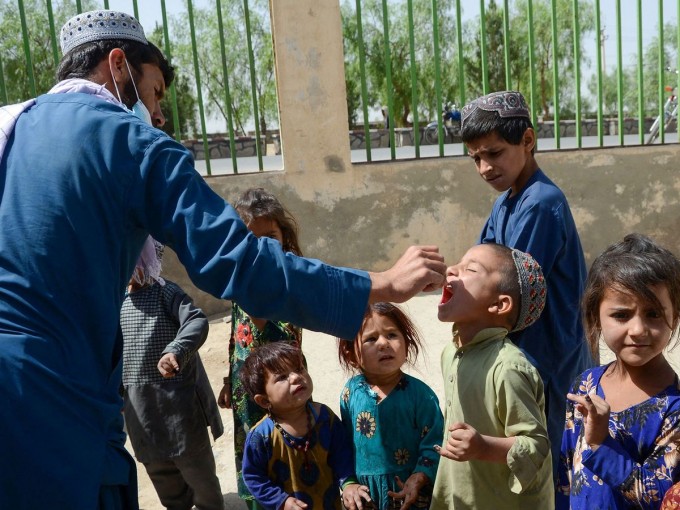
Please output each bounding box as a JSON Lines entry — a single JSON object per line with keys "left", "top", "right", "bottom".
{"left": 339, "top": 373, "right": 443, "bottom": 510}
{"left": 557, "top": 364, "right": 680, "bottom": 510}
{"left": 228, "top": 302, "right": 301, "bottom": 500}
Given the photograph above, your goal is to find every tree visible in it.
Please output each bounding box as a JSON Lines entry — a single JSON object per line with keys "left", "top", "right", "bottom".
{"left": 341, "top": 0, "right": 459, "bottom": 129}
{"left": 0, "top": 0, "right": 98, "bottom": 105}
{"left": 166, "top": 0, "right": 277, "bottom": 137}
{"left": 147, "top": 25, "right": 199, "bottom": 139}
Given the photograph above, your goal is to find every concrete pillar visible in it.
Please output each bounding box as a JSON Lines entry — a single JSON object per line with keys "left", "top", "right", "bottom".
{"left": 269, "top": 0, "right": 351, "bottom": 175}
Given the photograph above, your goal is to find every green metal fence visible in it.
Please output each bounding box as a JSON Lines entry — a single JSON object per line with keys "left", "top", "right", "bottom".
{"left": 342, "top": 0, "right": 680, "bottom": 162}
{"left": 0, "top": 0, "right": 276, "bottom": 175}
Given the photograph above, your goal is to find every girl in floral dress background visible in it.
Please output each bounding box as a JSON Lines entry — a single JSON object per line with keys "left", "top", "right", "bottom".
{"left": 557, "top": 233, "right": 680, "bottom": 509}
{"left": 217, "top": 188, "right": 303, "bottom": 510}
{"left": 338, "top": 302, "right": 443, "bottom": 510}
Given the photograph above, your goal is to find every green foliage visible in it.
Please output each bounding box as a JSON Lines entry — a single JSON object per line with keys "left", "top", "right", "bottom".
{"left": 166, "top": 0, "right": 277, "bottom": 136}
{"left": 0, "top": 0, "right": 97, "bottom": 105}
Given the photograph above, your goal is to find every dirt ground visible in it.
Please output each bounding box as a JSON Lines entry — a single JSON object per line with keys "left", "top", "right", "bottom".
{"left": 129, "top": 291, "right": 680, "bottom": 509}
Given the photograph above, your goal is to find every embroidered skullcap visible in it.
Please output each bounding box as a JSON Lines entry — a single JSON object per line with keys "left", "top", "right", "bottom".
{"left": 461, "top": 90, "right": 530, "bottom": 127}
{"left": 60, "top": 10, "right": 148, "bottom": 55}
{"left": 510, "top": 249, "right": 546, "bottom": 332}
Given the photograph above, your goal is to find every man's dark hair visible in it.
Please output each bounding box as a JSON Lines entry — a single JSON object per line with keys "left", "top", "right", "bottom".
{"left": 57, "top": 39, "right": 174, "bottom": 88}
{"left": 461, "top": 108, "right": 534, "bottom": 153}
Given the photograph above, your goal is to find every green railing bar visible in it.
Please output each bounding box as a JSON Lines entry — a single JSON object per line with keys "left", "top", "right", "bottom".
{"left": 677, "top": 0, "right": 680, "bottom": 123}
{"left": 104, "top": 0, "right": 109, "bottom": 8}
{"left": 406, "top": 0, "right": 420, "bottom": 158}
{"left": 46, "top": 0, "right": 59, "bottom": 68}
{"left": 573, "top": 0, "right": 582, "bottom": 147}
{"left": 615, "top": 0, "right": 623, "bottom": 145}
{"left": 132, "top": 0, "right": 139, "bottom": 20}
{"left": 594, "top": 0, "right": 603, "bottom": 145}
{"left": 187, "top": 0, "right": 212, "bottom": 175}
{"left": 550, "top": 0, "right": 560, "bottom": 148}
{"left": 381, "top": 0, "right": 396, "bottom": 159}
{"left": 0, "top": 55, "right": 7, "bottom": 105}
{"left": 216, "top": 0, "right": 238, "bottom": 172}
{"left": 658, "top": 0, "right": 665, "bottom": 143}
{"left": 160, "top": 0, "right": 181, "bottom": 142}
{"left": 355, "top": 0, "right": 372, "bottom": 162}
{"left": 637, "top": 0, "right": 644, "bottom": 144}
{"left": 527, "top": 0, "right": 537, "bottom": 128}
{"left": 479, "top": 0, "right": 489, "bottom": 94}
{"left": 243, "top": 0, "right": 264, "bottom": 170}
{"left": 503, "top": 0, "right": 511, "bottom": 89}
{"left": 18, "top": 0, "right": 37, "bottom": 98}
{"left": 455, "top": 0, "right": 466, "bottom": 154}
{"left": 76, "top": 0, "right": 82, "bottom": 12}
{"left": 431, "top": 0, "right": 445, "bottom": 156}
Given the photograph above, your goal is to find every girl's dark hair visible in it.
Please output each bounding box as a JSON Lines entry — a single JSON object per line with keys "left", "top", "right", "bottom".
{"left": 461, "top": 108, "right": 535, "bottom": 154}
{"left": 57, "top": 39, "right": 174, "bottom": 88}
{"left": 582, "top": 233, "right": 680, "bottom": 357}
{"left": 337, "top": 302, "right": 423, "bottom": 372}
{"left": 239, "top": 342, "right": 306, "bottom": 399}
{"left": 235, "top": 188, "right": 303, "bottom": 256}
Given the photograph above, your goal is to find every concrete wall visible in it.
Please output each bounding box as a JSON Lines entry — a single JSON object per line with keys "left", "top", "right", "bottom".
{"left": 162, "top": 0, "right": 680, "bottom": 317}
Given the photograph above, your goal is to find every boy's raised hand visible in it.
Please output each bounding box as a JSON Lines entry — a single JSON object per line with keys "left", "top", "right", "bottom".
{"left": 342, "top": 483, "right": 372, "bottom": 510}
{"left": 387, "top": 473, "right": 430, "bottom": 510}
{"left": 567, "top": 392, "right": 610, "bottom": 450}
{"left": 284, "top": 496, "right": 308, "bottom": 510}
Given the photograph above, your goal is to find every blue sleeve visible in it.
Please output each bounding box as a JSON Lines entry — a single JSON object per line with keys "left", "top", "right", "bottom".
{"left": 135, "top": 136, "right": 371, "bottom": 340}
{"left": 495, "top": 198, "right": 564, "bottom": 276}
{"left": 556, "top": 394, "right": 578, "bottom": 510}
{"left": 339, "top": 382, "right": 357, "bottom": 471}
{"left": 326, "top": 407, "right": 358, "bottom": 488}
{"left": 478, "top": 204, "right": 498, "bottom": 245}
{"left": 412, "top": 385, "right": 444, "bottom": 482}
{"left": 581, "top": 408, "right": 680, "bottom": 509}
{"left": 242, "top": 427, "right": 290, "bottom": 510}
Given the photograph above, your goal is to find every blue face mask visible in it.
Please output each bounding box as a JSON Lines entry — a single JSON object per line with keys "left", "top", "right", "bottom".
{"left": 111, "top": 59, "right": 153, "bottom": 126}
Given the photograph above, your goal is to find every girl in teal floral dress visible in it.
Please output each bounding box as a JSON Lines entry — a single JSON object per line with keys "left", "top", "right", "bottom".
{"left": 338, "top": 302, "right": 443, "bottom": 510}
{"left": 217, "top": 188, "right": 303, "bottom": 510}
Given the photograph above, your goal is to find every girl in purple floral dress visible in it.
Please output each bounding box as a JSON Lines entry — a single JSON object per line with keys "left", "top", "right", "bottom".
{"left": 217, "top": 188, "right": 302, "bottom": 510}
{"left": 557, "top": 234, "right": 680, "bottom": 509}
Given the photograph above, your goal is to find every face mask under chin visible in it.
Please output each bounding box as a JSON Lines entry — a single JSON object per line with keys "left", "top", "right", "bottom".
{"left": 110, "top": 58, "right": 153, "bottom": 126}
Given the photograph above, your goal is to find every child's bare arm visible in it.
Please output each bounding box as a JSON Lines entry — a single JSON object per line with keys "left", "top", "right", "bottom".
{"left": 435, "top": 422, "right": 515, "bottom": 462}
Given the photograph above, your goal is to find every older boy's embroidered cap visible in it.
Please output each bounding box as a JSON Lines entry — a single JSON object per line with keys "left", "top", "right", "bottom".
{"left": 511, "top": 249, "right": 546, "bottom": 332}
{"left": 461, "top": 90, "right": 531, "bottom": 127}
{"left": 60, "top": 10, "right": 148, "bottom": 55}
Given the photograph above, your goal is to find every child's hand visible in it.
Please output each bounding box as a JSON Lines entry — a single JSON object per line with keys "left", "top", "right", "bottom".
{"left": 387, "top": 473, "right": 430, "bottom": 510}
{"left": 217, "top": 383, "right": 232, "bottom": 409}
{"left": 342, "top": 483, "right": 371, "bottom": 510}
{"left": 434, "top": 422, "right": 483, "bottom": 461}
{"left": 567, "top": 392, "right": 610, "bottom": 450}
{"left": 157, "top": 353, "right": 180, "bottom": 378}
{"left": 284, "top": 496, "right": 308, "bottom": 510}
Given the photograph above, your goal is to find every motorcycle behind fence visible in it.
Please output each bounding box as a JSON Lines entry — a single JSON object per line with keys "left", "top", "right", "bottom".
{"left": 424, "top": 103, "right": 462, "bottom": 144}
{"left": 646, "top": 68, "right": 679, "bottom": 144}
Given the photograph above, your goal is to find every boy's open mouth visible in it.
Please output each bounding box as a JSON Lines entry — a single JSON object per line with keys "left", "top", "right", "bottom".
{"left": 440, "top": 285, "right": 453, "bottom": 305}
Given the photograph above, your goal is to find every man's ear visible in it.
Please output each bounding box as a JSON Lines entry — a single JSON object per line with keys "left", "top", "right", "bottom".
{"left": 253, "top": 393, "right": 270, "bottom": 410}
{"left": 522, "top": 127, "right": 536, "bottom": 152}
{"left": 489, "top": 294, "right": 513, "bottom": 320}
{"left": 108, "top": 48, "right": 127, "bottom": 84}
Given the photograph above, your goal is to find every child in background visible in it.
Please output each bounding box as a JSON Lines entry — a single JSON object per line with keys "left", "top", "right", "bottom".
{"left": 121, "top": 237, "right": 224, "bottom": 510}
{"left": 337, "top": 302, "right": 443, "bottom": 510}
{"left": 240, "top": 342, "right": 371, "bottom": 510}
{"left": 217, "top": 187, "right": 303, "bottom": 509}
{"left": 431, "top": 243, "right": 554, "bottom": 510}
{"left": 557, "top": 233, "right": 680, "bottom": 509}
{"left": 461, "top": 90, "right": 592, "bottom": 471}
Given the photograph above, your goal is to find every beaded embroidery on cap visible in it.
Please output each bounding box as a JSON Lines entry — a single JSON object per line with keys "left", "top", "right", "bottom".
{"left": 461, "top": 90, "right": 531, "bottom": 128}
{"left": 60, "top": 10, "right": 148, "bottom": 55}
{"left": 510, "top": 249, "right": 546, "bottom": 332}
